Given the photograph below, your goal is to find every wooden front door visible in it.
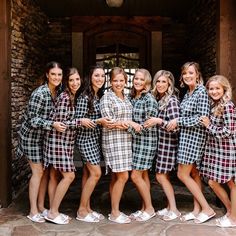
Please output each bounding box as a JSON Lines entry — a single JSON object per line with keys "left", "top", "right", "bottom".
{"left": 83, "top": 23, "right": 150, "bottom": 93}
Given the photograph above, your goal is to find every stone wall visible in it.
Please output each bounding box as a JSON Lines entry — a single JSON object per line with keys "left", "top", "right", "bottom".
{"left": 11, "top": 2, "right": 73, "bottom": 198}
{"left": 186, "top": 0, "right": 217, "bottom": 80}
{"left": 11, "top": 0, "right": 48, "bottom": 198}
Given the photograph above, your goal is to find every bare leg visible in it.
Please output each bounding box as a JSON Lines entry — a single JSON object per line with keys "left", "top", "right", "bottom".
{"left": 142, "top": 171, "right": 150, "bottom": 211}
{"left": 28, "top": 161, "right": 44, "bottom": 216}
{"left": 177, "top": 164, "right": 214, "bottom": 216}
{"left": 190, "top": 166, "right": 202, "bottom": 215}
{"left": 156, "top": 173, "right": 180, "bottom": 215}
{"left": 109, "top": 172, "right": 116, "bottom": 199}
{"left": 38, "top": 168, "right": 49, "bottom": 212}
{"left": 131, "top": 170, "right": 154, "bottom": 215}
{"left": 48, "top": 167, "right": 60, "bottom": 208}
{"left": 81, "top": 166, "right": 92, "bottom": 211}
{"left": 48, "top": 171, "right": 75, "bottom": 219}
{"left": 208, "top": 180, "right": 231, "bottom": 215}
{"left": 227, "top": 180, "right": 236, "bottom": 223}
{"left": 111, "top": 171, "right": 129, "bottom": 217}
{"left": 77, "top": 163, "right": 101, "bottom": 217}
{"left": 81, "top": 165, "right": 89, "bottom": 189}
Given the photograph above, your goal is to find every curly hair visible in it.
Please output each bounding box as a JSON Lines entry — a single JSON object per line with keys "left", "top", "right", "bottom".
{"left": 206, "top": 75, "right": 232, "bottom": 116}
{"left": 152, "top": 70, "right": 179, "bottom": 110}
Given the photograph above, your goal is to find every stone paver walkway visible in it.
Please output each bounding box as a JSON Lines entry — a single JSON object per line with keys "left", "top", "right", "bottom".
{"left": 0, "top": 172, "right": 235, "bottom": 236}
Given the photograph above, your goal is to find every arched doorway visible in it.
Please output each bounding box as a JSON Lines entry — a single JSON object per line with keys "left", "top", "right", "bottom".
{"left": 83, "top": 23, "right": 150, "bottom": 93}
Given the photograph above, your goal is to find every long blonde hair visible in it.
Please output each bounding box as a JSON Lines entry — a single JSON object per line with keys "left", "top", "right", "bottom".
{"left": 206, "top": 75, "right": 232, "bottom": 116}
{"left": 179, "top": 62, "right": 204, "bottom": 88}
{"left": 130, "top": 68, "right": 152, "bottom": 98}
{"left": 152, "top": 70, "right": 178, "bottom": 110}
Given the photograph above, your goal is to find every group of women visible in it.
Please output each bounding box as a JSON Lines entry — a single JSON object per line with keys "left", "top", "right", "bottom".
{"left": 17, "top": 61, "right": 236, "bottom": 227}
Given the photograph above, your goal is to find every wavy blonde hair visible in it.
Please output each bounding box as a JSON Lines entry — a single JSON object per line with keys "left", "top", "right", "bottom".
{"left": 180, "top": 62, "right": 204, "bottom": 88}
{"left": 152, "top": 70, "right": 178, "bottom": 110}
{"left": 206, "top": 75, "right": 232, "bottom": 116}
{"left": 130, "top": 68, "right": 152, "bottom": 98}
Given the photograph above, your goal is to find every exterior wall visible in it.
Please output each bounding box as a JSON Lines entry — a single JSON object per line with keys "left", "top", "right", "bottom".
{"left": 11, "top": 6, "right": 71, "bottom": 199}
{"left": 11, "top": 0, "right": 48, "bottom": 198}
{"left": 187, "top": 0, "right": 218, "bottom": 80}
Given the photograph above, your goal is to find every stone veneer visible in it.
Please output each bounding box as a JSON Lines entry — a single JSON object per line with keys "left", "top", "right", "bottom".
{"left": 11, "top": 0, "right": 48, "bottom": 198}
{"left": 11, "top": 1, "right": 72, "bottom": 198}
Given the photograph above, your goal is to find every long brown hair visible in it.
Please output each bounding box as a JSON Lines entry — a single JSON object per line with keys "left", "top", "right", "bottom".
{"left": 82, "top": 65, "right": 105, "bottom": 113}
{"left": 64, "top": 67, "right": 83, "bottom": 106}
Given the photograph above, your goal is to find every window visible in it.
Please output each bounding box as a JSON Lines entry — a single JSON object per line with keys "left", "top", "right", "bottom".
{"left": 96, "top": 44, "right": 139, "bottom": 95}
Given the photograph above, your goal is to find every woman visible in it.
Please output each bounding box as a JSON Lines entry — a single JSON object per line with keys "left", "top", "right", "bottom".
{"left": 167, "top": 62, "right": 215, "bottom": 223}
{"left": 43, "top": 68, "right": 84, "bottom": 224}
{"left": 129, "top": 69, "right": 158, "bottom": 222}
{"left": 144, "top": 70, "right": 180, "bottom": 221}
{"left": 16, "top": 61, "right": 65, "bottom": 223}
{"left": 200, "top": 75, "right": 236, "bottom": 227}
{"left": 75, "top": 65, "right": 111, "bottom": 223}
{"left": 100, "top": 67, "right": 133, "bottom": 224}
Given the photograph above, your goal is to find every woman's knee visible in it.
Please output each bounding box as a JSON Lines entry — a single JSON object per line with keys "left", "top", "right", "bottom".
{"left": 118, "top": 172, "right": 129, "bottom": 183}
{"left": 89, "top": 166, "right": 101, "bottom": 181}
{"left": 131, "top": 171, "right": 140, "bottom": 183}
{"left": 156, "top": 173, "right": 165, "bottom": 184}
{"left": 62, "top": 172, "right": 75, "bottom": 183}
{"left": 31, "top": 164, "right": 44, "bottom": 178}
{"left": 208, "top": 179, "right": 216, "bottom": 189}
{"left": 177, "top": 169, "right": 187, "bottom": 182}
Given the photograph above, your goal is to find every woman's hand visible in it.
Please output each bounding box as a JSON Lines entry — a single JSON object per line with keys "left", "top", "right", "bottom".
{"left": 115, "top": 120, "right": 130, "bottom": 130}
{"left": 128, "top": 120, "right": 142, "bottom": 133}
{"left": 96, "top": 117, "right": 114, "bottom": 128}
{"left": 80, "top": 118, "right": 96, "bottom": 128}
{"left": 144, "top": 117, "right": 163, "bottom": 128}
{"left": 200, "top": 116, "right": 210, "bottom": 128}
{"left": 166, "top": 118, "right": 178, "bottom": 132}
{"left": 53, "top": 122, "right": 67, "bottom": 132}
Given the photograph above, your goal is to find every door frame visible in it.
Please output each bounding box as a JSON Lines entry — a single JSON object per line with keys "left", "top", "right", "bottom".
{"left": 83, "top": 23, "right": 151, "bottom": 71}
